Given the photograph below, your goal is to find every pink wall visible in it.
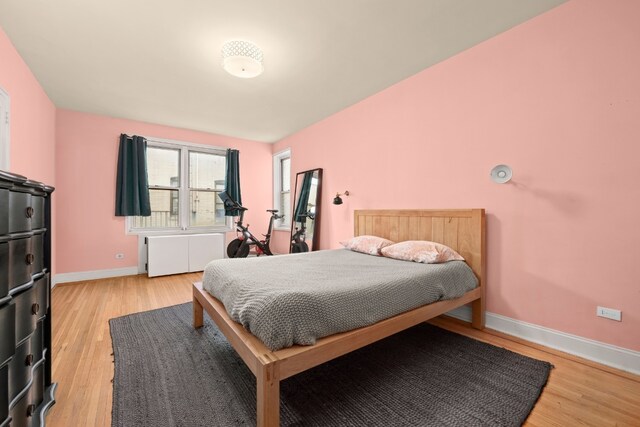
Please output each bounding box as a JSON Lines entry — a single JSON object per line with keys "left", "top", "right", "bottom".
{"left": 55, "top": 110, "right": 272, "bottom": 274}
{"left": 273, "top": 0, "right": 640, "bottom": 351}
{"left": 1, "top": 26, "right": 57, "bottom": 272}
{"left": 0, "top": 27, "right": 56, "bottom": 183}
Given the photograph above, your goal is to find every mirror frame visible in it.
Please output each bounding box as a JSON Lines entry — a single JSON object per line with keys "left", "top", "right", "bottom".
{"left": 289, "top": 168, "right": 322, "bottom": 253}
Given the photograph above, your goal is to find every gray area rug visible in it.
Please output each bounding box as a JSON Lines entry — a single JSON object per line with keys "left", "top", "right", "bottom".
{"left": 110, "top": 303, "right": 551, "bottom": 427}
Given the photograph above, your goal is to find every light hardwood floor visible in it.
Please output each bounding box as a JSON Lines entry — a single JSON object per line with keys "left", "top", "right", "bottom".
{"left": 47, "top": 273, "right": 640, "bottom": 427}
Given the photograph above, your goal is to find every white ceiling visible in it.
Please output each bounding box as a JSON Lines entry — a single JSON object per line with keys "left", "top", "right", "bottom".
{"left": 0, "top": 0, "right": 565, "bottom": 143}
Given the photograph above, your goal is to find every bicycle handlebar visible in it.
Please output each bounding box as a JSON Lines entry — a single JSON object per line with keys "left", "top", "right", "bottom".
{"left": 296, "top": 210, "right": 315, "bottom": 221}
{"left": 219, "top": 191, "right": 246, "bottom": 211}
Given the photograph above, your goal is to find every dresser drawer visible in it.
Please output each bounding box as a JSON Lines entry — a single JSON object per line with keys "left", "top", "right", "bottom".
{"left": 0, "top": 363, "right": 8, "bottom": 425}
{"left": 8, "top": 338, "right": 32, "bottom": 404}
{"left": 30, "top": 233, "right": 44, "bottom": 279}
{"left": 29, "top": 196, "right": 45, "bottom": 231}
{"left": 8, "top": 391, "right": 36, "bottom": 427}
{"left": 8, "top": 238, "right": 31, "bottom": 291}
{"left": 28, "top": 364, "right": 44, "bottom": 412}
{"left": 0, "top": 241, "right": 9, "bottom": 299}
{"left": 33, "top": 276, "right": 48, "bottom": 322}
{"left": 0, "top": 189, "right": 8, "bottom": 235}
{"left": 8, "top": 192, "right": 32, "bottom": 234}
{"left": 30, "top": 323, "right": 43, "bottom": 364}
{"left": 8, "top": 236, "right": 43, "bottom": 292}
{"left": 0, "top": 303, "right": 16, "bottom": 366}
{"left": 13, "top": 286, "right": 37, "bottom": 345}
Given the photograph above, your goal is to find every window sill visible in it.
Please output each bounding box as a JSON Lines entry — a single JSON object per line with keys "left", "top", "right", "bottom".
{"left": 273, "top": 226, "right": 291, "bottom": 232}
{"left": 126, "top": 227, "right": 233, "bottom": 236}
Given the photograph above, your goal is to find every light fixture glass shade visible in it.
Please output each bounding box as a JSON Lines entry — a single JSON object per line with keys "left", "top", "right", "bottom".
{"left": 222, "top": 40, "right": 264, "bottom": 78}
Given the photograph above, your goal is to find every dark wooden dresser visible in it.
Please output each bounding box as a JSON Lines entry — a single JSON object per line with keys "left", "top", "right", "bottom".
{"left": 1, "top": 170, "right": 56, "bottom": 427}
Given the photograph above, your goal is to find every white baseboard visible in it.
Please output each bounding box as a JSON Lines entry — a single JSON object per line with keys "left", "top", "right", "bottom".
{"left": 52, "top": 266, "right": 139, "bottom": 288}
{"left": 445, "top": 306, "right": 640, "bottom": 375}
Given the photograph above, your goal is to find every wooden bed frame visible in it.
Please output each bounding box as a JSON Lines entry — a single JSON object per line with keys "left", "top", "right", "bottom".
{"left": 193, "top": 209, "right": 486, "bottom": 426}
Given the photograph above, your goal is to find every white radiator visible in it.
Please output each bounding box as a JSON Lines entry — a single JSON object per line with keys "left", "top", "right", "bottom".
{"left": 144, "top": 233, "right": 225, "bottom": 277}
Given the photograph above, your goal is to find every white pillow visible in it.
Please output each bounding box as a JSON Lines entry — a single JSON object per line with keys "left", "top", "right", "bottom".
{"left": 340, "top": 235, "right": 395, "bottom": 256}
{"left": 381, "top": 240, "right": 464, "bottom": 264}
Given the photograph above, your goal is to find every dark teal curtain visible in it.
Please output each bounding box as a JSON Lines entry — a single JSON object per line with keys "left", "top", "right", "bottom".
{"left": 224, "top": 149, "right": 242, "bottom": 216}
{"left": 115, "top": 134, "right": 151, "bottom": 216}
{"left": 294, "top": 171, "right": 314, "bottom": 222}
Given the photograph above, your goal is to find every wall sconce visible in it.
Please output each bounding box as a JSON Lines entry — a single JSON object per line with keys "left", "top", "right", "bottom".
{"left": 333, "top": 191, "right": 350, "bottom": 205}
{"left": 490, "top": 165, "right": 512, "bottom": 184}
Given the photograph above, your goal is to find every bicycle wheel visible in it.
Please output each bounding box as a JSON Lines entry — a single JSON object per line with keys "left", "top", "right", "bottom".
{"left": 227, "top": 239, "right": 250, "bottom": 258}
{"left": 291, "top": 241, "right": 309, "bottom": 253}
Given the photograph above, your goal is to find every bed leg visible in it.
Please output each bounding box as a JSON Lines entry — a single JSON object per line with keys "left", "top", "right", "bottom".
{"left": 193, "top": 296, "right": 204, "bottom": 329}
{"left": 257, "top": 363, "right": 280, "bottom": 427}
{"left": 471, "top": 298, "right": 485, "bottom": 330}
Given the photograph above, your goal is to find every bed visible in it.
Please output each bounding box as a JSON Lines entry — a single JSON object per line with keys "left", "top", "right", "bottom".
{"left": 192, "top": 209, "right": 486, "bottom": 427}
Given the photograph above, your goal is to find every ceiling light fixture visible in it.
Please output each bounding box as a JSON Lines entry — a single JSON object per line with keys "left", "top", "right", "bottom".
{"left": 221, "top": 40, "right": 264, "bottom": 78}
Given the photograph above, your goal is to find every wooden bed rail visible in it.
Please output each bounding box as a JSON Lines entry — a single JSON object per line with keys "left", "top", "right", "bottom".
{"left": 193, "top": 282, "right": 483, "bottom": 426}
{"left": 193, "top": 208, "right": 486, "bottom": 426}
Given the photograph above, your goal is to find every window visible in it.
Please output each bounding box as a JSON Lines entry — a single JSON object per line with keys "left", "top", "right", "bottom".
{"left": 128, "top": 138, "right": 231, "bottom": 233}
{"left": 0, "top": 86, "right": 9, "bottom": 171}
{"left": 273, "top": 149, "right": 291, "bottom": 230}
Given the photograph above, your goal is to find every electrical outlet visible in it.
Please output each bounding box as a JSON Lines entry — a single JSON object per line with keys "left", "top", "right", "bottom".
{"left": 115, "top": 253, "right": 125, "bottom": 260}
{"left": 596, "top": 306, "right": 622, "bottom": 321}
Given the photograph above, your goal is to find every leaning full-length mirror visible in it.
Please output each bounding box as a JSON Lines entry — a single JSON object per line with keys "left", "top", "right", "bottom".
{"left": 290, "top": 168, "right": 322, "bottom": 253}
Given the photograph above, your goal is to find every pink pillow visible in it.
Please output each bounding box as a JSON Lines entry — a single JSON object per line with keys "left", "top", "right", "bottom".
{"left": 381, "top": 240, "right": 464, "bottom": 264}
{"left": 340, "top": 235, "right": 395, "bottom": 256}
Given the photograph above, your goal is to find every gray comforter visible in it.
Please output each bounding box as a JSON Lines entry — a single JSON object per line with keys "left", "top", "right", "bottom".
{"left": 203, "top": 249, "right": 478, "bottom": 351}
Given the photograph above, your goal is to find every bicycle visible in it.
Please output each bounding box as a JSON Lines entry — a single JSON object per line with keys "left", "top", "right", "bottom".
{"left": 290, "top": 211, "right": 315, "bottom": 253}
{"left": 220, "top": 192, "right": 283, "bottom": 258}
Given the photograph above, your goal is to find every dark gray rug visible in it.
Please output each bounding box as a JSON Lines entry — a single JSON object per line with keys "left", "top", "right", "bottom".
{"left": 109, "top": 303, "right": 551, "bottom": 427}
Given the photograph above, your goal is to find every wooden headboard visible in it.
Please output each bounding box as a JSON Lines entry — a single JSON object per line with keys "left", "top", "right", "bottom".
{"left": 354, "top": 209, "right": 486, "bottom": 288}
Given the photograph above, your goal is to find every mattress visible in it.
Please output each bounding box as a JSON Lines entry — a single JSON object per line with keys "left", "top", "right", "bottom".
{"left": 203, "top": 249, "right": 478, "bottom": 351}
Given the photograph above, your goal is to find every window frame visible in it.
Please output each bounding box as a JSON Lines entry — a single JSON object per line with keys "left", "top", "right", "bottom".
{"left": 0, "top": 86, "right": 10, "bottom": 171}
{"left": 126, "top": 136, "right": 233, "bottom": 235}
{"left": 272, "top": 148, "right": 291, "bottom": 231}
